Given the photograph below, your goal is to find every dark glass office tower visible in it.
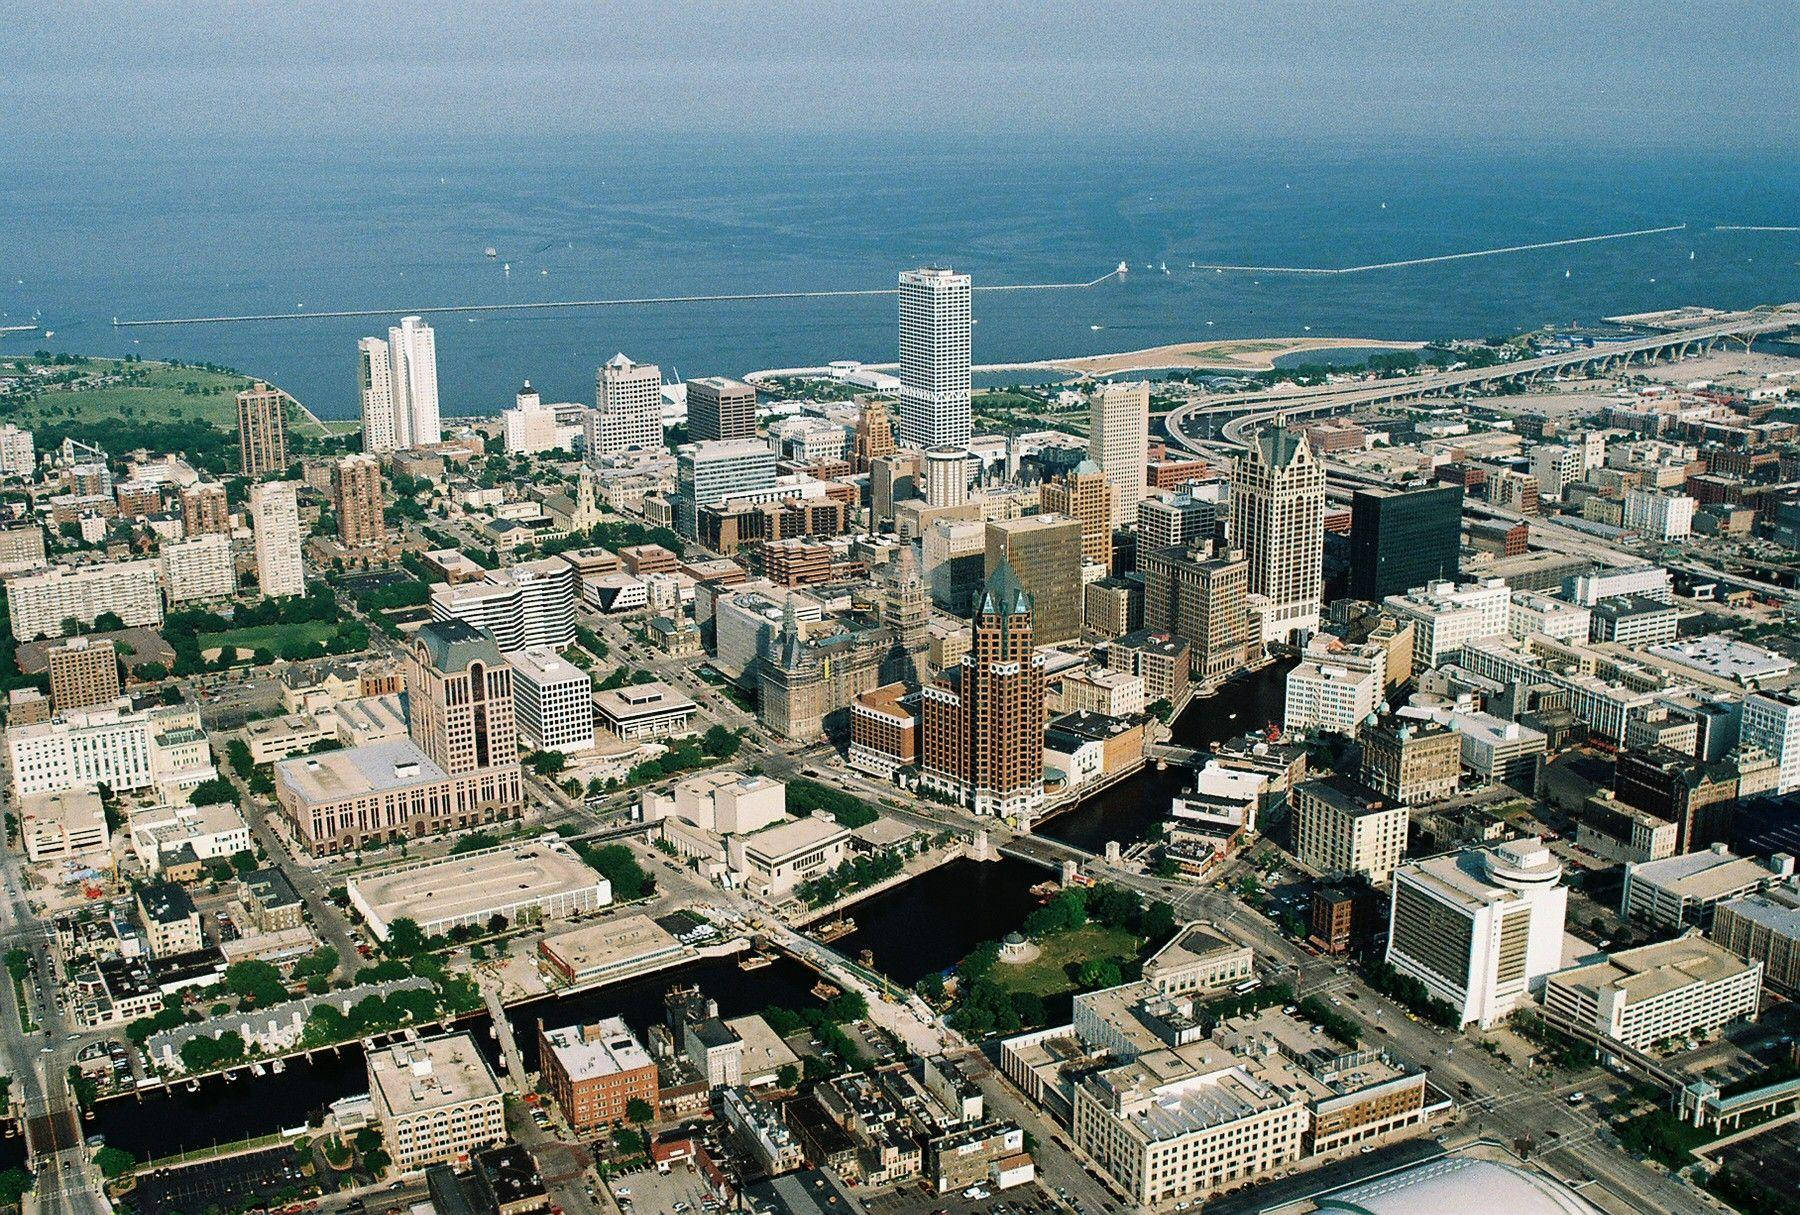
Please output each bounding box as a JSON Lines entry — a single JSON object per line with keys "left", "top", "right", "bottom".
{"left": 1349, "top": 485, "right": 1464, "bottom": 601}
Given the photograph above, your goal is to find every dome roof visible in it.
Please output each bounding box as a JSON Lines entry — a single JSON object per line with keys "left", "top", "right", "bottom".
{"left": 1315, "top": 1156, "right": 1601, "bottom": 1215}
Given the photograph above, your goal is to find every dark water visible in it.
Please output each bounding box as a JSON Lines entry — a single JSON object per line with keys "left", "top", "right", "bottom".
{"left": 0, "top": 1129, "right": 24, "bottom": 1175}
{"left": 831, "top": 857, "right": 1049, "bottom": 987}
{"left": 1038, "top": 658, "right": 1296, "bottom": 851}
{"left": 5, "top": 135, "right": 1795, "bottom": 419}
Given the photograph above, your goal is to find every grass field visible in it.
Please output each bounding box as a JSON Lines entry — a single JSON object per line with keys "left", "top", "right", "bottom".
{"left": 0, "top": 355, "right": 348, "bottom": 437}
{"left": 198, "top": 620, "right": 341, "bottom": 657}
{"left": 988, "top": 925, "right": 1141, "bottom": 996}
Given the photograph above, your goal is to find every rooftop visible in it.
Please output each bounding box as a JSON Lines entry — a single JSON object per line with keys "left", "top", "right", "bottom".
{"left": 593, "top": 681, "right": 697, "bottom": 720}
{"left": 737, "top": 813, "right": 851, "bottom": 862}
{"left": 1645, "top": 636, "right": 1794, "bottom": 685}
{"left": 414, "top": 618, "right": 505, "bottom": 674}
{"left": 368, "top": 1033, "right": 501, "bottom": 1116}
{"left": 541, "top": 1016, "right": 654, "bottom": 1081}
{"left": 540, "top": 914, "right": 683, "bottom": 973}
{"left": 348, "top": 838, "right": 604, "bottom": 934}
{"left": 276, "top": 738, "right": 454, "bottom": 806}
{"left": 1548, "top": 934, "right": 1757, "bottom": 1005}
{"left": 1630, "top": 845, "right": 1784, "bottom": 901}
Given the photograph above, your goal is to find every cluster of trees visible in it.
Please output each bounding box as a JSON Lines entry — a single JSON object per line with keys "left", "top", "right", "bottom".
{"left": 162, "top": 588, "right": 359, "bottom": 673}
{"left": 795, "top": 848, "right": 905, "bottom": 909}
{"left": 1509, "top": 1008, "right": 1596, "bottom": 1071}
{"left": 528, "top": 750, "right": 567, "bottom": 777}
{"left": 573, "top": 842, "right": 654, "bottom": 902}
{"left": 623, "top": 737, "right": 706, "bottom": 785}
{"left": 1026, "top": 883, "right": 1175, "bottom": 944}
{"left": 1357, "top": 959, "right": 1460, "bottom": 1028}
{"left": 300, "top": 985, "right": 447, "bottom": 1046}
{"left": 1199, "top": 982, "right": 1292, "bottom": 1023}
{"left": 180, "top": 1030, "right": 246, "bottom": 1072}
{"left": 786, "top": 779, "right": 879, "bottom": 829}
{"left": 126, "top": 995, "right": 202, "bottom": 1046}
{"left": 937, "top": 941, "right": 1044, "bottom": 1038}
{"left": 760, "top": 992, "right": 869, "bottom": 1079}
{"left": 1295, "top": 996, "right": 1360, "bottom": 1047}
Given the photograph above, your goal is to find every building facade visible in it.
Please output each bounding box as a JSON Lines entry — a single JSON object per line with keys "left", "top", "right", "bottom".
{"left": 161, "top": 533, "right": 237, "bottom": 605}
{"left": 686, "top": 376, "right": 757, "bottom": 443}
{"left": 1232, "top": 421, "right": 1324, "bottom": 641}
{"left": 6, "top": 560, "right": 164, "bottom": 640}
{"left": 1088, "top": 381, "right": 1148, "bottom": 526}
{"left": 249, "top": 480, "right": 305, "bottom": 597}
{"left": 587, "top": 353, "right": 663, "bottom": 457}
{"left": 1348, "top": 485, "right": 1463, "bottom": 602}
{"left": 896, "top": 268, "right": 973, "bottom": 449}
{"left": 236, "top": 382, "right": 289, "bottom": 477}
{"left": 333, "top": 454, "right": 386, "bottom": 548}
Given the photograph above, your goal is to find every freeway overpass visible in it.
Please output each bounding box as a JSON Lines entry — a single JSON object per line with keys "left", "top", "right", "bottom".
{"left": 1164, "top": 305, "right": 1799, "bottom": 456}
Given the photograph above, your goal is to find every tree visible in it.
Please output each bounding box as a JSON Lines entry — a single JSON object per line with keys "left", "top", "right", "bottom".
{"left": 612, "top": 1128, "right": 644, "bottom": 1157}
{"left": 3, "top": 949, "right": 30, "bottom": 983}
{"left": 0, "top": 1166, "right": 32, "bottom": 1206}
{"left": 94, "top": 1147, "right": 136, "bottom": 1180}
{"left": 1076, "top": 958, "right": 1123, "bottom": 990}
{"left": 776, "top": 1064, "right": 799, "bottom": 1089}
{"left": 187, "top": 777, "right": 237, "bottom": 807}
{"left": 94, "top": 611, "right": 126, "bottom": 631}
{"left": 529, "top": 750, "right": 567, "bottom": 777}
{"left": 224, "top": 960, "right": 287, "bottom": 1008}
{"left": 700, "top": 725, "right": 740, "bottom": 760}
{"left": 384, "top": 918, "right": 427, "bottom": 956}
{"left": 625, "top": 1097, "right": 655, "bottom": 1126}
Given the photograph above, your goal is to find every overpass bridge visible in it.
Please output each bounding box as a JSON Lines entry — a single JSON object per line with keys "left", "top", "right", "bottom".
{"left": 1164, "top": 306, "right": 1799, "bottom": 456}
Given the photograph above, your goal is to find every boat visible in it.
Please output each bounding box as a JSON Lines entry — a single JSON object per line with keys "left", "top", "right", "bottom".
{"left": 1090, "top": 324, "right": 1103, "bottom": 331}
{"left": 223, "top": 1069, "right": 238, "bottom": 1082}
{"left": 1160, "top": 261, "right": 1169, "bottom": 274}
{"left": 250, "top": 1061, "right": 266, "bottom": 1076}
{"left": 737, "top": 951, "right": 774, "bottom": 971}
{"left": 185, "top": 1079, "right": 200, "bottom": 1093}
{"left": 810, "top": 980, "right": 841, "bottom": 1001}
{"left": 485, "top": 247, "right": 498, "bottom": 258}
{"left": 813, "top": 916, "right": 856, "bottom": 943}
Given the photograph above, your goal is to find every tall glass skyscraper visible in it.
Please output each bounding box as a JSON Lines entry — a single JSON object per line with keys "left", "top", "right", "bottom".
{"left": 896, "top": 267, "right": 972, "bottom": 450}
{"left": 1349, "top": 485, "right": 1464, "bottom": 601}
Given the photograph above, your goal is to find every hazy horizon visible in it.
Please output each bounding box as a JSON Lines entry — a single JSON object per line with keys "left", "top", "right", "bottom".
{"left": 7, "top": 1, "right": 1798, "bottom": 150}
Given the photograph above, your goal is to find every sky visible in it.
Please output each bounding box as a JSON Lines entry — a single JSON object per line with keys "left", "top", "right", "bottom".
{"left": 5, "top": 1, "right": 1797, "bottom": 149}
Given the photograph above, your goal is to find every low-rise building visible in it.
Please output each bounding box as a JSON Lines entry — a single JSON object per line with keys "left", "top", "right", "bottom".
{"left": 128, "top": 800, "right": 252, "bottom": 874}
{"left": 1543, "top": 934, "right": 1762, "bottom": 1050}
{"left": 239, "top": 868, "right": 305, "bottom": 932}
{"left": 137, "top": 882, "right": 202, "bottom": 957}
{"left": 539, "top": 1017, "right": 659, "bottom": 1131}
{"left": 347, "top": 837, "right": 610, "bottom": 941}
{"left": 725, "top": 813, "right": 852, "bottom": 901}
{"left": 593, "top": 681, "right": 698, "bottom": 740}
{"left": 1292, "top": 776, "right": 1409, "bottom": 885}
{"left": 1139, "top": 924, "right": 1255, "bottom": 996}
{"left": 1711, "top": 881, "right": 1800, "bottom": 994}
{"left": 1622, "top": 846, "right": 1794, "bottom": 930}
{"left": 537, "top": 915, "right": 687, "bottom": 988}
{"left": 243, "top": 715, "right": 328, "bottom": 765}
{"left": 367, "top": 1033, "right": 506, "bottom": 1171}
{"left": 19, "top": 786, "right": 109, "bottom": 863}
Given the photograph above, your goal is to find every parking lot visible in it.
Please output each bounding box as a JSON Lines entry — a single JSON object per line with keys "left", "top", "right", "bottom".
{"left": 122, "top": 1144, "right": 312, "bottom": 1215}
{"left": 602, "top": 1161, "right": 718, "bottom": 1215}
{"left": 861, "top": 1180, "right": 1062, "bottom": 1215}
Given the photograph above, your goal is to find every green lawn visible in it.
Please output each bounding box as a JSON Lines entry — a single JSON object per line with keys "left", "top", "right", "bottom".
{"left": 3, "top": 357, "right": 260, "bottom": 429}
{"left": 199, "top": 620, "right": 341, "bottom": 657}
{"left": 988, "top": 925, "right": 1141, "bottom": 997}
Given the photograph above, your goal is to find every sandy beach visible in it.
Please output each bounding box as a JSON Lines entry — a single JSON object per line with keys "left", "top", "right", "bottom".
{"left": 1001, "top": 335, "right": 1427, "bottom": 377}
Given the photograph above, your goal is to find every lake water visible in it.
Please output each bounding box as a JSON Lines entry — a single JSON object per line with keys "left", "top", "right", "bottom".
{"left": 5, "top": 134, "right": 1795, "bottom": 421}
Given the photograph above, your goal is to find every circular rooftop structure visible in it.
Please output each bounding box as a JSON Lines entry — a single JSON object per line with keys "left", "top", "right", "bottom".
{"left": 1314, "top": 1156, "right": 1601, "bottom": 1215}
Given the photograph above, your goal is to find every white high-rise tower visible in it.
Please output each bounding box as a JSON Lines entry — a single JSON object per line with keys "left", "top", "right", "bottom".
{"left": 1089, "top": 381, "right": 1149, "bottom": 527}
{"left": 358, "top": 337, "right": 395, "bottom": 454}
{"left": 897, "top": 267, "right": 972, "bottom": 450}
{"left": 387, "top": 316, "right": 441, "bottom": 448}
{"left": 586, "top": 353, "right": 663, "bottom": 459}
{"left": 1231, "top": 419, "right": 1324, "bottom": 642}
{"left": 249, "top": 481, "right": 305, "bottom": 598}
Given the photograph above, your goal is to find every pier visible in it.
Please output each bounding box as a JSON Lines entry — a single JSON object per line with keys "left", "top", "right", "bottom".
{"left": 1189, "top": 223, "right": 1687, "bottom": 275}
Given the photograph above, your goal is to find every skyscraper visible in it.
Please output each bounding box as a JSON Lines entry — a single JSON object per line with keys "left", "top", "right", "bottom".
{"left": 236, "top": 382, "right": 289, "bottom": 477}
{"left": 852, "top": 397, "right": 896, "bottom": 472}
{"left": 249, "top": 481, "right": 304, "bottom": 598}
{"left": 1089, "top": 381, "right": 1149, "bottom": 527}
{"left": 1140, "top": 546, "right": 1252, "bottom": 689}
{"left": 674, "top": 440, "right": 778, "bottom": 538}
{"left": 923, "top": 447, "right": 969, "bottom": 508}
{"left": 1348, "top": 485, "right": 1464, "bottom": 601}
{"left": 333, "top": 454, "right": 386, "bottom": 549}
{"left": 386, "top": 316, "right": 441, "bottom": 448}
{"left": 46, "top": 638, "right": 120, "bottom": 715}
{"left": 1039, "top": 460, "right": 1115, "bottom": 568}
{"left": 1231, "top": 420, "right": 1324, "bottom": 641}
{"left": 405, "top": 619, "right": 519, "bottom": 775}
{"left": 920, "top": 560, "right": 1046, "bottom": 820}
{"left": 587, "top": 353, "right": 664, "bottom": 458}
{"left": 897, "top": 268, "right": 972, "bottom": 450}
{"left": 985, "top": 515, "right": 1083, "bottom": 645}
{"left": 180, "top": 483, "right": 230, "bottom": 536}
{"left": 357, "top": 336, "right": 396, "bottom": 454}
{"left": 686, "top": 376, "right": 757, "bottom": 443}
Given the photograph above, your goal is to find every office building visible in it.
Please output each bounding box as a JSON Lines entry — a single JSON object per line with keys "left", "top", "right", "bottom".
{"left": 350, "top": 338, "right": 393, "bottom": 458}
{"left": 501, "top": 382, "right": 561, "bottom": 455}
{"left": 896, "top": 267, "right": 972, "bottom": 449}
{"left": 1449, "top": 710, "right": 1546, "bottom": 788}
{"left": 985, "top": 515, "right": 1082, "bottom": 644}
{"left": 675, "top": 440, "right": 777, "bottom": 537}
{"left": 137, "top": 882, "right": 202, "bottom": 956}
{"left": 1108, "top": 630, "right": 1190, "bottom": 705}
{"left": 1231, "top": 420, "right": 1324, "bottom": 641}
{"left": 181, "top": 483, "right": 230, "bottom": 536}
{"left": 921, "top": 561, "right": 1047, "bottom": 819}
{"left": 1613, "top": 745, "right": 1738, "bottom": 854}
{"left": 430, "top": 558, "right": 577, "bottom": 651}
{"left": 18, "top": 787, "right": 109, "bottom": 863}
{"left": 1531, "top": 444, "right": 1581, "bottom": 500}
{"left": 5, "top": 560, "right": 164, "bottom": 641}
{"left": 1139, "top": 547, "right": 1251, "bottom": 690}
{"left": 1039, "top": 460, "right": 1115, "bottom": 568}
{"left": 236, "top": 381, "right": 289, "bottom": 476}
{"left": 1712, "top": 882, "right": 1800, "bottom": 994}
{"left": 686, "top": 376, "right": 757, "bottom": 443}
{"left": 1284, "top": 657, "right": 1381, "bottom": 737}
{"left": 849, "top": 683, "right": 919, "bottom": 779}
{"left": 506, "top": 647, "right": 594, "bottom": 754}
{"left": 1137, "top": 491, "right": 1220, "bottom": 555}
{"left": 7, "top": 699, "right": 212, "bottom": 800}
{"left": 46, "top": 637, "right": 120, "bottom": 714}
{"left": 725, "top": 813, "right": 853, "bottom": 900}
{"left": 1386, "top": 837, "right": 1567, "bottom": 1027}
{"left": 332, "top": 454, "right": 386, "bottom": 549}
{"left": 1507, "top": 590, "right": 1590, "bottom": 644}
{"left": 1622, "top": 847, "right": 1794, "bottom": 930}
{"left": 406, "top": 619, "right": 519, "bottom": 775}
{"left": 1348, "top": 485, "right": 1463, "bottom": 601}
{"left": 0, "top": 423, "right": 33, "bottom": 478}
{"left": 161, "top": 533, "right": 236, "bottom": 606}
{"left": 1360, "top": 715, "right": 1460, "bottom": 805}
{"left": 1543, "top": 935, "right": 1761, "bottom": 1050}
{"left": 539, "top": 1019, "right": 659, "bottom": 1131}
{"left": 1083, "top": 577, "right": 1141, "bottom": 639}
{"left": 852, "top": 397, "right": 896, "bottom": 472}
{"left": 1293, "top": 776, "right": 1409, "bottom": 884}
{"left": 1740, "top": 691, "right": 1800, "bottom": 794}
{"left": 1624, "top": 488, "right": 1696, "bottom": 540}
{"left": 587, "top": 352, "right": 663, "bottom": 457}
{"left": 923, "top": 446, "right": 969, "bottom": 508}
{"left": 249, "top": 480, "right": 305, "bottom": 597}
{"left": 1566, "top": 563, "right": 1672, "bottom": 606}
{"left": 368, "top": 1034, "right": 505, "bottom": 1171}
{"left": 1591, "top": 594, "right": 1678, "bottom": 646}
{"left": 380, "top": 316, "right": 442, "bottom": 449}
{"left": 1383, "top": 577, "right": 1511, "bottom": 668}
{"left": 594, "top": 682, "right": 698, "bottom": 740}
{"left": 1088, "top": 380, "right": 1148, "bottom": 526}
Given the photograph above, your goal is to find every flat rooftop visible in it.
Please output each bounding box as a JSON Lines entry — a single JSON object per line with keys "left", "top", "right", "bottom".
{"left": 542, "top": 1016, "right": 653, "bottom": 1081}
{"left": 737, "top": 813, "right": 850, "bottom": 862}
{"left": 1549, "top": 935, "right": 1756, "bottom": 1004}
{"left": 1646, "top": 636, "right": 1794, "bottom": 685}
{"left": 1630, "top": 847, "right": 1778, "bottom": 901}
{"left": 540, "top": 914, "right": 683, "bottom": 973}
{"left": 593, "top": 681, "right": 696, "bottom": 719}
{"left": 368, "top": 1033, "right": 501, "bottom": 1115}
{"left": 276, "top": 738, "right": 452, "bottom": 806}
{"left": 349, "top": 838, "right": 603, "bottom": 931}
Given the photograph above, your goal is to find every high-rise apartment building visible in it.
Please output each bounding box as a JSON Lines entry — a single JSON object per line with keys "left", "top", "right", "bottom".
{"left": 180, "top": 483, "right": 230, "bottom": 536}
{"left": 1232, "top": 421, "right": 1324, "bottom": 641}
{"left": 921, "top": 561, "right": 1046, "bottom": 819}
{"left": 386, "top": 316, "right": 441, "bottom": 448}
{"left": 1088, "top": 381, "right": 1149, "bottom": 526}
{"left": 985, "top": 515, "right": 1082, "bottom": 644}
{"left": 161, "top": 533, "right": 237, "bottom": 605}
{"left": 897, "top": 268, "right": 972, "bottom": 450}
{"left": 1040, "top": 460, "right": 1115, "bottom": 568}
{"left": 0, "top": 424, "right": 36, "bottom": 478}
{"left": 1386, "top": 837, "right": 1567, "bottom": 1027}
{"left": 923, "top": 446, "right": 969, "bottom": 508}
{"left": 1348, "top": 485, "right": 1464, "bottom": 602}
{"left": 332, "top": 454, "right": 386, "bottom": 549}
{"left": 686, "top": 376, "right": 757, "bottom": 443}
{"left": 249, "top": 481, "right": 305, "bottom": 598}
{"left": 406, "top": 619, "right": 520, "bottom": 775}
{"left": 587, "top": 353, "right": 663, "bottom": 457}
{"left": 853, "top": 397, "right": 896, "bottom": 472}
{"left": 1139, "top": 547, "right": 1251, "bottom": 689}
{"left": 429, "top": 558, "right": 577, "bottom": 652}
{"left": 236, "top": 382, "right": 289, "bottom": 476}
{"left": 675, "top": 440, "right": 778, "bottom": 538}
{"left": 357, "top": 336, "right": 396, "bottom": 454}
{"left": 5, "top": 561, "right": 164, "bottom": 641}
{"left": 46, "top": 637, "right": 121, "bottom": 714}
{"left": 502, "top": 381, "right": 562, "bottom": 454}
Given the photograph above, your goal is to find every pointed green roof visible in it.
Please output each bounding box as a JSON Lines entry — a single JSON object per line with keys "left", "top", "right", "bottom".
{"left": 1256, "top": 417, "right": 1307, "bottom": 469}
{"left": 978, "top": 557, "right": 1032, "bottom": 617}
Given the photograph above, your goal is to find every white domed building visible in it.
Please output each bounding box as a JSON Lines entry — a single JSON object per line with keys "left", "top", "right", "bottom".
{"left": 1315, "top": 1155, "right": 1602, "bottom": 1215}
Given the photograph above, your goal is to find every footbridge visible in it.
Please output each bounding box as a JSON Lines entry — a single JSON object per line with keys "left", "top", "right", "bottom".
{"left": 1165, "top": 305, "right": 1799, "bottom": 456}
